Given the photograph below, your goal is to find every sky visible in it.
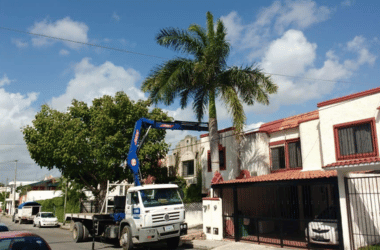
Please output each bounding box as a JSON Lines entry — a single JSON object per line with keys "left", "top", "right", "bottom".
{"left": 0, "top": 0, "right": 379, "bottom": 183}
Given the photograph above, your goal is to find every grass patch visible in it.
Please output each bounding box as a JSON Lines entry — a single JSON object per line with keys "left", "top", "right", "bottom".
{"left": 359, "top": 245, "right": 380, "bottom": 250}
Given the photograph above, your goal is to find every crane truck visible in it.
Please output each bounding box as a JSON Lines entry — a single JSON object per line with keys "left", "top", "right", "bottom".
{"left": 65, "top": 118, "right": 208, "bottom": 250}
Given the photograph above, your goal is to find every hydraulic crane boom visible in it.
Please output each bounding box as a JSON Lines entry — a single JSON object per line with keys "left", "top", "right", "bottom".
{"left": 126, "top": 118, "right": 208, "bottom": 186}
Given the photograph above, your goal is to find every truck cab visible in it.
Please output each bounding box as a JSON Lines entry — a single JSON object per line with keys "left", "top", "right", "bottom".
{"left": 119, "top": 184, "right": 187, "bottom": 249}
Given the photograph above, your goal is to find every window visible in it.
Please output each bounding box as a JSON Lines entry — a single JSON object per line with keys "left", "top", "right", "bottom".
{"left": 334, "top": 118, "right": 378, "bottom": 160}
{"left": 131, "top": 192, "right": 139, "bottom": 205}
{"left": 270, "top": 139, "right": 302, "bottom": 171}
{"left": 182, "top": 160, "right": 194, "bottom": 177}
{"left": 207, "top": 144, "right": 226, "bottom": 172}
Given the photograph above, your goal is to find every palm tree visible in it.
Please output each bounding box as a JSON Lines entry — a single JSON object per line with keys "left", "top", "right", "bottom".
{"left": 142, "top": 12, "right": 277, "bottom": 174}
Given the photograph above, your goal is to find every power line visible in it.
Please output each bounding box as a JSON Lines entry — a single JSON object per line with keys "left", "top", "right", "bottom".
{"left": 0, "top": 26, "right": 167, "bottom": 60}
{"left": 0, "top": 26, "right": 368, "bottom": 85}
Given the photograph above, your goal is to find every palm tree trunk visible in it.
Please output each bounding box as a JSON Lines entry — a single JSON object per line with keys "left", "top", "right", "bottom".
{"left": 209, "top": 91, "right": 220, "bottom": 173}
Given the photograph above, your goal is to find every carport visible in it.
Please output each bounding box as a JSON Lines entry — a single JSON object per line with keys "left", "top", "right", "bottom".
{"left": 212, "top": 170, "right": 343, "bottom": 249}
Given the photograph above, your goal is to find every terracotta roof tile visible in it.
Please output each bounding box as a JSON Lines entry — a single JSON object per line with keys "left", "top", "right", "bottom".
{"left": 323, "top": 157, "right": 380, "bottom": 169}
{"left": 213, "top": 169, "right": 337, "bottom": 185}
{"left": 258, "top": 110, "right": 319, "bottom": 134}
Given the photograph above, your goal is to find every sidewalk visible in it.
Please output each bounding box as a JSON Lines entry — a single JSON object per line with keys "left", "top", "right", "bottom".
{"left": 181, "top": 225, "right": 283, "bottom": 250}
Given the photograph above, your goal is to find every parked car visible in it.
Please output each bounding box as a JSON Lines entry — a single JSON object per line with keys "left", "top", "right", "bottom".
{"left": 33, "top": 212, "right": 59, "bottom": 228}
{"left": 305, "top": 206, "right": 338, "bottom": 245}
{"left": 0, "top": 231, "right": 51, "bottom": 249}
{"left": 0, "top": 223, "right": 9, "bottom": 232}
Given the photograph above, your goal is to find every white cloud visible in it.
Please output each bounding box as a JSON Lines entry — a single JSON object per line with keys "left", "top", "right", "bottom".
{"left": 274, "top": 0, "right": 332, "bottom": 34}
{"left": 221, "top": 1, "right": 332, "bottom": 61}
{"left": 236, "top": 31, "right": 376, "bottom": 115}
{"left": 0, "top": 74, "right": 12, "bottom": 87}
{"left": 112, "top": 12, "right": 120, "bottom": 22}
{"left": 29, "top": 17, "right": 89, "bottom": 49}
{"left": 11, "top": 38, "right": 28, "bottom": 48}
{"left": 261, "top": 29, "right": 316, "bottom": 75}
{"left": 50, "top": 58, "right": 144, "bottom": 111}
{"left": 59, "top": 49, "right": 70, "bottom": 56}
{"left": 221, "top": 11, "right": 244, "bottom": 46}
{"left": 0, "top": 84, "right": 60, "bottom": 182}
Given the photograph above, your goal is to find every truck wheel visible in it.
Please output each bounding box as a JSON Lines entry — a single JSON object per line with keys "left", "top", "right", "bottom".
{"left": 82, "top": 224, "right": 90, "bottom": 241}
{"left": 38, "top": 222, "right": 42, "bottom": 228}
{"left": 166, "top": 236, "right": 180, "bottom": 249}
{"left": 119, "top": 226, "right": 133, "bottom": 250}
{"left": 73, "top": 222, "right": 84, "bottom": 243}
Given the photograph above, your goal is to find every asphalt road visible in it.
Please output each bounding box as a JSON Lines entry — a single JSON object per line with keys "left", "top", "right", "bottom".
{"left": 0, "top": 215, "right": 198, "bottom": 250}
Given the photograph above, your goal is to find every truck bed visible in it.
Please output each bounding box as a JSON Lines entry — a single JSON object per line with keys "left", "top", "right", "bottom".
{"left": 65, "top": 213, "right": 114, "bottom": 221}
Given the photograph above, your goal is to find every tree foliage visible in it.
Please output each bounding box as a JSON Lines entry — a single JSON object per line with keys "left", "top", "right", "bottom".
{"left": 23, "top": 92, "right": 171, "bottom": 205}
{"left": 142, "top": 11, "right": 277, "bottom": 174}
{"left": 142, "top": 11, "right": 277, "bottom": 135}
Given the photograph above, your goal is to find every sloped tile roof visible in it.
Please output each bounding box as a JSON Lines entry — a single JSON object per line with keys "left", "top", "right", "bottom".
{"left": 323, "top": 157, "right": 380, "bottom": 169}
{"left": 258, "top": 110, "right": 319, "bottom": 134}
{"left": 212, "top": 169, "right": 337, "bottom": 185}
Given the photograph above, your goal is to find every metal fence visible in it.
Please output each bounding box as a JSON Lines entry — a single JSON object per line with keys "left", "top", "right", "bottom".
{"left": 217, "top": 179, "right": 343, "bottom": 249}
{"left": 345, "top": 175, "right": 380, "bottom": 250}
{"left": 184, "top": 202, "right": 202, "bottom": 212}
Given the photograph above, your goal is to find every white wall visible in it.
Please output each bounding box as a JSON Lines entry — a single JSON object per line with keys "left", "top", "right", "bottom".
{"left": 240, "top": 132, "right": 270, "bottom": 176}
{"left": 299, "top": 119, "right": 323, "bottom": 171}
{"left": 319, "top": 92, "right": 380, "bottom": 166}
{"left": 185, "top": 210, "right": 202, "bottom": 228}
{"left": 26, "top": 190, "right": 62, "bottom": 202}
{"left": 269, "top": 127, "right": 300, "bottom": 143}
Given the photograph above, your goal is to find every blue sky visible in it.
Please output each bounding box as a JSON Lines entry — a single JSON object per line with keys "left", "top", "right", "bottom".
{"left": 0, "top": 0, "right": 379, "bottom": 183}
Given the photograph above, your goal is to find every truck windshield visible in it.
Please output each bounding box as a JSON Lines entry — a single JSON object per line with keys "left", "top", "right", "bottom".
{"left": 140, "top": 188, "right": 182, "bottom": 208}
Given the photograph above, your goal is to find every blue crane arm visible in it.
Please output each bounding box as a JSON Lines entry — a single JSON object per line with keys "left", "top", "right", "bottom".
{"left": 126, "top": 118, "right": 208, "bottom": 186}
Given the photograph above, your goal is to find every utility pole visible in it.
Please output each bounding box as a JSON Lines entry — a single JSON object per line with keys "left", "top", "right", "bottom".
{"left": 12, "top": 160, "right": 17, "bottom": 216}
{"left": 63, "top": 180, "right": 68, "bottom": 225}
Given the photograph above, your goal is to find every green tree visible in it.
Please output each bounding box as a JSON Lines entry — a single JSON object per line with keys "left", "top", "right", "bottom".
{"left": 23, "top": 92, "right": 171, "bottom": 209}
{"left": 142, "top": 12, "right": 277, "bottom": 174}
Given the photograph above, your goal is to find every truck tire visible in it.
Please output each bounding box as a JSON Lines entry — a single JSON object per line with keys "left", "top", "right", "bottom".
{"left": 73, "top": 222, "right": 84, "bottom": 243}
{"left": 119, "top": 226, "right": 133, "bottom": 250}
{"left": 167, "top": 236, "right": 180, "bottom": 249}
{"left": 82, "top": 224, "right": 90, "bottom": 241}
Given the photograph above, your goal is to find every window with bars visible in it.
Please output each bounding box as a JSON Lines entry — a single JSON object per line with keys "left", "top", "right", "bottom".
{"left": 334, "top": 118, "right": 378, "bottom": 160}
{"left": 270, "top": 139, "right": 302, "bottom": 171}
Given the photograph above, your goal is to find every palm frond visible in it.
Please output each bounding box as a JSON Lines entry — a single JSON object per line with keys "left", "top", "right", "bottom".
{"left": 192, "top": 86, "right": 209, "bottom": 122}
{"left": 206, "top": 12, "right": 215, "bottom": 44}
{"left": 142, "top": 58, "right": 195, "bottom": 105}
{"left": 220, "top": 85, "right": 246, "bottom": 134}
{"left": 219, "top": 65, "right": 278, "bottom": 106}
{"left": 156, "top": 28, "right": 204, "bottom": 56}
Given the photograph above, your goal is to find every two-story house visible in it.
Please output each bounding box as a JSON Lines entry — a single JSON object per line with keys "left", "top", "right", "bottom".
{"left": 197, "top": 86, "right": 380, "bottom": 249}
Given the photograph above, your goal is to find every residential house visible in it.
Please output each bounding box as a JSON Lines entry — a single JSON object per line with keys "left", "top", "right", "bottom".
{"left": 5, "top": 181, "right": 35, "bottom": 215}
{"left": 173, "top": 86, "right": 380, "bottom": 249}
{"left": 165, "top": 135, "right": 202, "bottom": 186}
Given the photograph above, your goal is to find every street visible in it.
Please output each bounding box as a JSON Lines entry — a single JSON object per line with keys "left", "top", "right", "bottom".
{"left": 0, "top": 215, "right": 199, "bottom": 250}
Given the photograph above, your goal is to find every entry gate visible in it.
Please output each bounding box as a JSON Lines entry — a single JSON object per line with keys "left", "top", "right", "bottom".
{"left": 216, "top": 179, "right": 344, "bottom": 249}
{"left": 345, "top": 175, "right": 380, "bottom": 249}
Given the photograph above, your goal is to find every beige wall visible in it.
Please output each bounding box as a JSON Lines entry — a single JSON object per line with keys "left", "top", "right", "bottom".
{"left": 299, "top": 119, "right": 323, "bottom": 171}
{"left": 319, "top": 92, "right": 380, "bottom": 166}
